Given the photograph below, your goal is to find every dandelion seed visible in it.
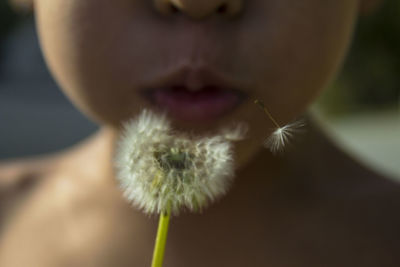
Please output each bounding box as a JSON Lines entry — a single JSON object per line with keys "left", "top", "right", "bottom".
{"left": 263, "top": 119, "right": 305, "bottom": 154}
{"left": 255, "top": 99, "right": 305, "bottom": 154}
{"left": 114, "top": 109, "right": 244, "bottom": 215}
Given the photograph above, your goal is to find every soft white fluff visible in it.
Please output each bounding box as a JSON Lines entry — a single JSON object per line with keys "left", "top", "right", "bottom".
{"left": 264, "top": 119, "right": 305, "bottom": 154}
{"left": 114, "top": 110, "right": 244, "bottom": 215}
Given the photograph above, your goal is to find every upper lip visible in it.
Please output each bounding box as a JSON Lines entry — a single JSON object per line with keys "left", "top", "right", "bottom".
{"left": 142, "top": 65, "right": 244, "bottom": 93}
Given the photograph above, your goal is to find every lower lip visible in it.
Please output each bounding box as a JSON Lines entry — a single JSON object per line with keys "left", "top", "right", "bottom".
{"left": 146, "top": 86, "right": 243, "bottom": 122}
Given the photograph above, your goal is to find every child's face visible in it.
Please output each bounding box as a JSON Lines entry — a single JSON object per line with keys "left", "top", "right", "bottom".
{"left": 34, "top": 0, "right": 361, "bottom": 159}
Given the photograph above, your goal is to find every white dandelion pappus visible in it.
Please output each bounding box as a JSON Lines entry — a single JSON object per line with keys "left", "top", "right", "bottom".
{"left": 263, "top": 119, "right": 306, "bottom": 154}
{"left": 254, "top": 99, "right": 305, "bottom": 154}
{"left": 114, "top": 109, "right": 244, "bottom": 215}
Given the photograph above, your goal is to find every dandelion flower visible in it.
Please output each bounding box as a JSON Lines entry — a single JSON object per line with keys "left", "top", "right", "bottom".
{"left": 114, "top": 109, "right": 244, "bottom": 215}
{"left": 255, "top": 99, "right": 305, "bottom": 154}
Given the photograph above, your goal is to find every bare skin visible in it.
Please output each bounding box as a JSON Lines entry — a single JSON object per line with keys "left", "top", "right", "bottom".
{"left": 2, "top": 0, "right": 400, "bottom": 266}
{"left": 1, "top": 117, "right": 400, "bottom": 267}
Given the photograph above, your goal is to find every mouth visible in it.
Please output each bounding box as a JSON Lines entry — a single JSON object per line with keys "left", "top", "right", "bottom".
{"left": 141, "top": 67, "right": 247, "bottom": 123}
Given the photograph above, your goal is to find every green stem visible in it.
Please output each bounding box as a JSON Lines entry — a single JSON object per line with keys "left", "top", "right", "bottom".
{"left": 151, "top": 206, "right": 171, "bottom": 267}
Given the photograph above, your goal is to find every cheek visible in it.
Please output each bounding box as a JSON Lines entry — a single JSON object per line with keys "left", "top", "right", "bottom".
{"left": 238, "top": 1, "right": 358, "bottom": 123}
{"left": 35, "top": 0, "right": 153, "bottom": 126}
{"left": 35, "top": 0, "right": 358, "bottom": 131}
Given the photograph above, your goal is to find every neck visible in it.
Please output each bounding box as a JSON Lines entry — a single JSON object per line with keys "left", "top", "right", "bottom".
{"left": 65, "top": 114, "right": 332, "bottom": 213}
{"left": 54, "top": 116, "right": 339, "bottom": 261}
{"left": 58, "top": 126, "right": 118, "bottom": 185}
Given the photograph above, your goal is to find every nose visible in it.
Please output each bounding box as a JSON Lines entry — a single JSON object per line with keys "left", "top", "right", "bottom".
{"left": 154, "top": 0, "right": 243, "bottom": 19}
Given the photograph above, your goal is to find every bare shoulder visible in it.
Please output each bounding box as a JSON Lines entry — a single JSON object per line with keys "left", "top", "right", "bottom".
{"left": 0, "top": 156, "right": 58, "bottom": 224}
{"left": 0, "top": 156, "right": 54, "bottom": 191}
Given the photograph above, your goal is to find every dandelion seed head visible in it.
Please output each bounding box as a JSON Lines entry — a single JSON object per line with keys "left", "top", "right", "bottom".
{"left": 114, "top": 110, "right": 243, "bottom": 215}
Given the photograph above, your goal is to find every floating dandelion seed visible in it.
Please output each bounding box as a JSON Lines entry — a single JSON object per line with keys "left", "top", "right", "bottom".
{"left": 263, "top": 119, "right": 305, "bottom": 154}
{"left": 114, "top": 109, "right": 244, "bottom": 215}
{"left": 255, "top": 100, "right": 305, "bottom": 154}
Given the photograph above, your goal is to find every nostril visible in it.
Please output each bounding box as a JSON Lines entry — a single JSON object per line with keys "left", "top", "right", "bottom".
{"left": 154, "top": 0, "right": 242, "bottom": 19}
{"left": 168, "top": 3, "right": 179, "bottom": 14}
{"left": 216, "top": 3, "right": 228, "bottom": 14}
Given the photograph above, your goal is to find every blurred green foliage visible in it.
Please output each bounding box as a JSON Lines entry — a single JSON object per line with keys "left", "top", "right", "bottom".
{"left": 319, "top": 0, "right": 400, "bottom": 115}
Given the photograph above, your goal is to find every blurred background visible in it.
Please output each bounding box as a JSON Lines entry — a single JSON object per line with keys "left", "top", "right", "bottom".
{"left": 312, "top": 0, "right": 400, "bottom": 180}
{"left": 0, "top": 0, "right": 399, "bottom": 178}
{"left": 0, "top": 0, "right": 98, "bottom": 160}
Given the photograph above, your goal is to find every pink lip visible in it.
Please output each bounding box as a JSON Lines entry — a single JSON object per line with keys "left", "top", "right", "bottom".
{"left": 142, "top": 67, "right": 246, "bottom": 122}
